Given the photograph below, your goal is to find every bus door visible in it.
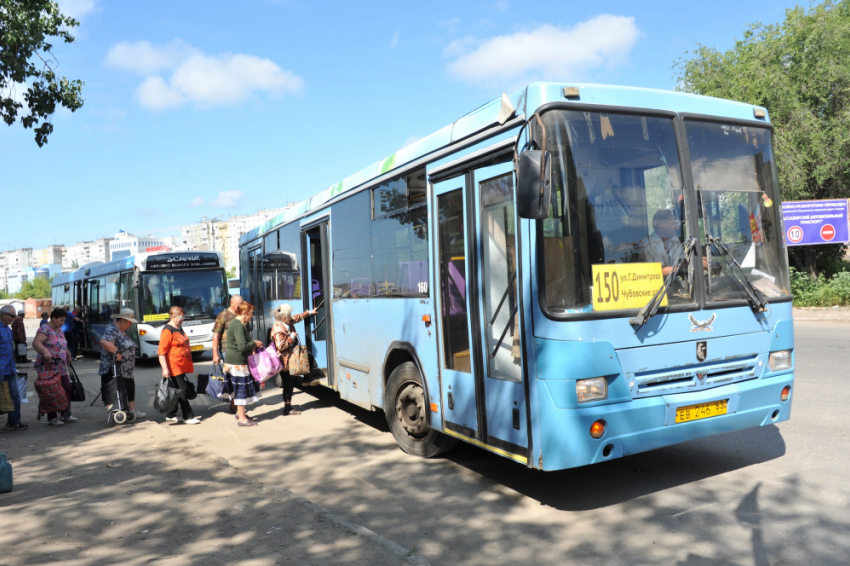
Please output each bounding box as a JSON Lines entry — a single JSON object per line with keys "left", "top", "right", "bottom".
{"left": 302, "top": 222, "right": 335, "bottom": 388}
{"left": 247, "top": 246, "right": 264, "bottom": 340}
{"left": 75, "top": 280, "right": 90, "bottom": 351}
{"left": 472, "top": 162, "right": 527, "bottom": 454}
{"left": 433, "top": 178, "right": 481, "bottom": 439}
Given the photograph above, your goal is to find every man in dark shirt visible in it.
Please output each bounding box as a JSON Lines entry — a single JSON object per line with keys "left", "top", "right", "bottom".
{"left": 12, "top": 310, "right": 27, "bottom": 363}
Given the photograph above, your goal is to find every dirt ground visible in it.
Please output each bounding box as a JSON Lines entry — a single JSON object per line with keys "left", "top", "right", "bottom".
{"left": 0, "top": 374, "right": 429, "bottom": 566}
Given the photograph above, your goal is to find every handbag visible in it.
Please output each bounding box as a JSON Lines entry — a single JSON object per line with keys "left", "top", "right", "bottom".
{"left": 199, "top": 363, "right": 228, "bottom": 399}
{"left": 288, "top": 337, "right": 311, "bottom": 376}
{"left": 153, "top": 377, "right": 179, "bottom": 414}
{"left": 185, "top": 380, "right": 197, "bottom": 400}
{"left": 0, "top": 382, "right": 13, "bottom": 414}
{"left": 69, "top": 366, "right": 85, "bottom": 402}
{"left": 248, "top": 342, "right": 282, "bottom": 383}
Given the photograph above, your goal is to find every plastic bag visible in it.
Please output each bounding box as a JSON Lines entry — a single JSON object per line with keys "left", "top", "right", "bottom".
{"left": 153, "top": 378, "right": 179, "bottom": 414}
{"left": 248, "top": 343, "right": 282, "bottom": 383}
{"left": 15, "top": 371, "right": 28, "bottom": 404}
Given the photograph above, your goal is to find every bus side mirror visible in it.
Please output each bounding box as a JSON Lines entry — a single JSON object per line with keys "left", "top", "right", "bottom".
{"left": 516, "top": 150, "right": 552, "bottom": 219}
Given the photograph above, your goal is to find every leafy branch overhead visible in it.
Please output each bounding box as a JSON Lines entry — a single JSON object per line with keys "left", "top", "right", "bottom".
{"left": 1, "top": 0, "right": 85, "bottom": 146}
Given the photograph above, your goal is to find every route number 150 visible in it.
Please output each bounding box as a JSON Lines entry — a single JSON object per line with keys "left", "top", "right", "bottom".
{"left": 595, "top": 271, "right": 620, "bottom": 304}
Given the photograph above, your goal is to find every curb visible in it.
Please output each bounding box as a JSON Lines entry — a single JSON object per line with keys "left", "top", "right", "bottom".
{"left": 156, "top": 424, "right": 433, "bottom": 566}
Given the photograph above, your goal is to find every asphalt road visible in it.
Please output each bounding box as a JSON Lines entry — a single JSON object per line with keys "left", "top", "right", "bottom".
{"left": 79, "top": 320, "right": 850, "bottom": 566}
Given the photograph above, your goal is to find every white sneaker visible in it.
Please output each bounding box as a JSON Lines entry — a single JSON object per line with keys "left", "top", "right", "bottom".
{"left": 62, "top": 415, "right": 78, "bottom": 422}
{"left": 184, "top": 418, "right": 201, "bottom": 425}
{"left": 48, "top": 418, "right": 64, "bottom": 426}
{"left": 165, "top": 416, "right": 183, "bottom": 422}
{"left": 132, "top": 410, "right": 147, "bottom": 419}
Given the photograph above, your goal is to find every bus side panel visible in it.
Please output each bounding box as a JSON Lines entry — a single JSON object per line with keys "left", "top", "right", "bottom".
{"left": 330, "top": 298, "right": 440, "bottom": 419}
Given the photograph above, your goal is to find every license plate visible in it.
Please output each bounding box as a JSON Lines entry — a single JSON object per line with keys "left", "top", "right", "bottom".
{"left": 190, "top": 345, "right": 204, "bottom": 352}
{"left": 675, "top": 399, "right": 728, "bottom": 423}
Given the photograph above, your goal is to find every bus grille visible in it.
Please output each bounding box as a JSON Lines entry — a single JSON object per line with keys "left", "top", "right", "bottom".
{"left": 628, "top": 354, "right": 764, "bottom": 398}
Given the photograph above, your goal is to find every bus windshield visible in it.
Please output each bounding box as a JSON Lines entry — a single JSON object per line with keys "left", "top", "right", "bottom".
{"left": 538, "top": 109, "right": 690, "bottom": 314}
{"left": 140, "top": 270, "right": 228, "bottom": 321}
{"left": 686, "top": 120, "right": 790, "bottom": 302}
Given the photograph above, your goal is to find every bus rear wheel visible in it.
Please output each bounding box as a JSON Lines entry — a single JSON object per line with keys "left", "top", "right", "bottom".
{"left": 384, "top": 362, "right": 457, "bottom": 458}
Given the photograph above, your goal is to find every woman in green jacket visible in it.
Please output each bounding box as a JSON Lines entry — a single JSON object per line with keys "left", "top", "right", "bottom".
{"left": 224, "top": 302, "right": 263, "bottom": 427}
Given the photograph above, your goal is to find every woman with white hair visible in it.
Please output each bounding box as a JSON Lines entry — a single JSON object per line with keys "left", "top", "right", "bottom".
{"left": 270, "top": 304, "right": 318, "bottom": 416}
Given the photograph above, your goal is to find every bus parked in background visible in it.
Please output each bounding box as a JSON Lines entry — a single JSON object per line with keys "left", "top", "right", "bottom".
{"left": 52, "top": 251, "right": 228, "bottom": 359}
{"left": 240, "top": 83, "right": 795, "bottom": 471}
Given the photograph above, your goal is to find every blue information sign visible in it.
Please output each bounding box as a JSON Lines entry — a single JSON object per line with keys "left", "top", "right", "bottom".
{"left": 781, "top": 199, "right": 850, "bottom": 246}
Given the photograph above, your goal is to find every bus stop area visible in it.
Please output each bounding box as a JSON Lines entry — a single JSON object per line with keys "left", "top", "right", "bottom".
{"left": 1, "top": 312, "right": 848, "bottom": 566}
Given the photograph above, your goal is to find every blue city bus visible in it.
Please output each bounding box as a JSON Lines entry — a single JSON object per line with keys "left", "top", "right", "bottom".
{"left": 240, "top": 83, "right": 794, "bottom": 471}
{"left": 52, "top": 251, "right": 228, "bottom": 359}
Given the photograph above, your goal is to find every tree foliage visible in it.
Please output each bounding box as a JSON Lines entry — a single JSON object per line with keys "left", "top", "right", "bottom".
{"left": 1, "top": 0, "right": 85, "bottom": 146}
{"left": 675, "top": 0, "right": 850, "bottom": 276}
{"left": 14, "top": 274, "right": 53, "bottom": 299}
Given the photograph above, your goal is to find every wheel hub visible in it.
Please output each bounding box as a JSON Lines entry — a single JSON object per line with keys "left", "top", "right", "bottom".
{"left": 396, "top": 382, "right": 427, "bottom": 438}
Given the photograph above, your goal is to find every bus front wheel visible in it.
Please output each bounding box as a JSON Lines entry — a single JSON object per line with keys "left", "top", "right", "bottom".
{"left": 384, "top": 362, "right": 457, "bottom": 458}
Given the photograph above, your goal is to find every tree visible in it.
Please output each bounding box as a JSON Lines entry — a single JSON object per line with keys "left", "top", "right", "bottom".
{"left": 1, "top": 0, "right": 85, "bottom": 146}
{"left": 675, "top": 0, "right": 850, "bottom": 277}
{"left": 226, "top": 266, "right": 237, "bottom": 279}
{"left": 14, "top": 274, "right": 53, "bottom": 299}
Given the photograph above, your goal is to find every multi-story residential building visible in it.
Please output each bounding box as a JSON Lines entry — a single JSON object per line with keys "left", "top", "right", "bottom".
{"left": 110, "top": 231, "right": 181, "bottom": 260}
{"left": 62, "top": 238, "right": 113, "bottom": 270}
{"left": 0, "top": 249, "right": 33, "bottom": 293}
{"left": 32, "top": 245, "right": 64, "bottom": 268}
{"left": 181, "top": 209, "right": 286, "bottom": 276}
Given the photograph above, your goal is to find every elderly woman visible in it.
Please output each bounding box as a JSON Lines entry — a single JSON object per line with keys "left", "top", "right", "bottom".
{"left": 158, "top": 306, "right": 200, "bottom": 425}
{"left": 270, "top": 304, "right": 318, "bottom": 416}
{"left": 32, "top": 307, "right": 76, "bottom": 425}
{"left": 99, "top": 308, "right": 144, "bottom": 424}
{"left": 224, "top": 302, "right": 263, "bottom": 426}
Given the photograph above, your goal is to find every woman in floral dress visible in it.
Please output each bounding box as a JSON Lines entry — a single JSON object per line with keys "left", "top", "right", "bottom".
{"left": 32, "top": 307, "right": 76, "bottom": 425}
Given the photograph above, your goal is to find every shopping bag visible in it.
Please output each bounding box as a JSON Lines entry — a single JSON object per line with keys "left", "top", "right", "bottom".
{"left": 69, "top": 366, "right": 85, "bottom": 402}
{"left": 205, "top": 363, "right": 228, "bottom": 398}
{"left": 34, "top": 367, "right": 69, "bottom": 413}
{"left": 0, "top": 382, "right": 13, "bottom": 414}
{"left": 288, "top": 345, "right": 311, "bottom": 376}
{"left": 16, "top": 343, "right": 27, "bottom": 357}
{"left": 15, "top": 371, "right": 28, "bottom": 404}
{"left": 185, "top": 380, "right": 197, "bottom": 400}
{"left": 153, "top": 378, "right": 179, "bottom": 414}
{"left": 248, "top": 343, "right": 282, "bottom": 383}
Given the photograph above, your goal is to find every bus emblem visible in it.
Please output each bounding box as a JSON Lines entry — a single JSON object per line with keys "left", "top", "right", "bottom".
{"left": 689, "top": 313, "right": 716, "bottom": 332}
{"left": 696, "top": 341, "right": 707, "bottom": 362}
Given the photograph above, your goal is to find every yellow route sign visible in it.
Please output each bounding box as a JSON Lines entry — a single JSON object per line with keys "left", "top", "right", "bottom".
{"left": 143, "top": 313, "right": 170, "bottom": 322}
{"left": 591, "top": 263, "right": 665, "bottom": 311}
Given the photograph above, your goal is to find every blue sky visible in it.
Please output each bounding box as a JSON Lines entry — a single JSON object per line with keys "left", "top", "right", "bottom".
{"left": 1, "top": 0, "right": 792, "bottom": 250}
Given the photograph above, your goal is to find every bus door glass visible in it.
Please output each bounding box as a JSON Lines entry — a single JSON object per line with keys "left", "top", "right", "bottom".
{"left": 473, "top": 162, "right": 527, "bottom": 452}
{"left": 248, "top": 247, "right": 263, "bottom": 340}
{"left": 302, "top": 222, "right": 334, "bottom": 387}
{"left": 433, "top": 179, "right": 481, "bottom": 439}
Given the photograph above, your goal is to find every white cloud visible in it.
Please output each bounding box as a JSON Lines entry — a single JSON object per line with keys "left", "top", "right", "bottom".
{"left": 211, "top": 190, "right": 244, "bottom": 209}
{"left": 57, "top": 0, "right": 97, "bottom": 20}
{"left": 446, "top": 16, "right": 640, "bottom": 87}
{"left": 188, "top": 197, "right": 206, "bottom": 208}
{"left": 106, "top": 39, "right": 304, "bottom": 111}
{"left": 105, "top": 39, "right": 199, "bottom": 75}
{"left": 390, "top": 31, "right": 399, "bottom": 50}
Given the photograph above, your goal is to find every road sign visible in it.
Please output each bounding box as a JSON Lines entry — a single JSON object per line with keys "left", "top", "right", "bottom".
{"left": 781, "top": 199, "right": 850, "bottom": 246}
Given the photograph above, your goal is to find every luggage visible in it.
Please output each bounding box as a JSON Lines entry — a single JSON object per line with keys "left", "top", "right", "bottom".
{"left": 34, "top": 365, "right": 69, "bottom": 414}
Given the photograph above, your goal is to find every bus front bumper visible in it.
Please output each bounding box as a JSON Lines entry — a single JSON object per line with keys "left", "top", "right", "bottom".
{"left": 536, "top": 373, "right": 794, "bottom": 471}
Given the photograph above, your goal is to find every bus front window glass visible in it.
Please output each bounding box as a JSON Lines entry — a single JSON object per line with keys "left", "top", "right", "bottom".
{"left": 686, "top": 121, "right": 790, "bottom": 301}
{"left": 141, "top": 270, "right": 227, "bottom": 320}
{"left": 538, "top": 110, "right": 689, "bottom": 314}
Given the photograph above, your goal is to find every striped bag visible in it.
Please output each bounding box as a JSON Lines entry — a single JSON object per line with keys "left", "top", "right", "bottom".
{"left": 34, "top": 366, "right": 70, "bottom": 414}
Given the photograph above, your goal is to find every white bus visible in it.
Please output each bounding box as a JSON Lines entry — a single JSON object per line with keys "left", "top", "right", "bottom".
{"left": 51, "top": 251, "right": 229, "bottom": 359}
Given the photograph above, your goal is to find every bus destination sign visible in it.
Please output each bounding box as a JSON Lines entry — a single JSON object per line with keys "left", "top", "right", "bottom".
{"left": 146, "top": 253, "right": 220, "bottom": 271}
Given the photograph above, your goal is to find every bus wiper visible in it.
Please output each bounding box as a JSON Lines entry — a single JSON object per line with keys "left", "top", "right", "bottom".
{"left": 706, "top": 235, "right": 767, "bottom": 312}
{"left": 630, "top": 237, "right": 697, "bottom": 331}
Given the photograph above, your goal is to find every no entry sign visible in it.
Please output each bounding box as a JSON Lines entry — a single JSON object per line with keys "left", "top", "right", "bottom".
{"left": 781, "top": 199, "right": 850, "bottom": 247}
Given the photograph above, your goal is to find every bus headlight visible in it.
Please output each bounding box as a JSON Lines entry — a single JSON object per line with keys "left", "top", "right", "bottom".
{"left": 769, "top": 350, "right": 792, "bottom": 371}
{"left": 577, "top": 377, "right": 608, "bottom": 403}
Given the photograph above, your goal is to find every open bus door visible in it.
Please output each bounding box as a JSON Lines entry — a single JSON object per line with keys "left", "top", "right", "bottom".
{"left": 432, "top": 160, "right": 529, "bottom": 461}
{"left": 247, "top": 246, "right": 265, "bottom": 341}
{"left": 301, "top": 221, "right": 335, "bottom": 389}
